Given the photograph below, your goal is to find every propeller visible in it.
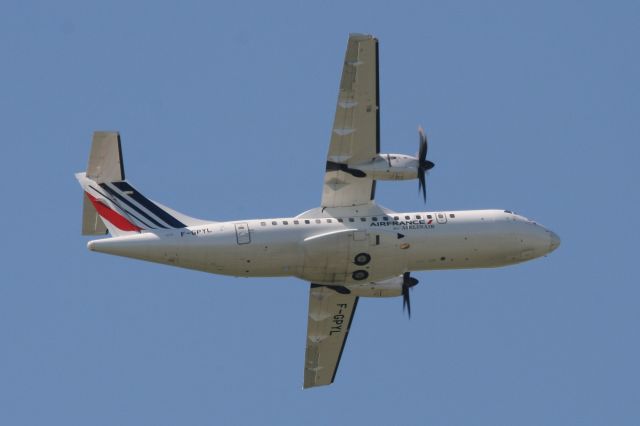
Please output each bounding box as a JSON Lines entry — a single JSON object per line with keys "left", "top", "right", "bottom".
{"left": 402, "top": 272, "right": 419, "bottom": 318}
{"left": 417, "top": 126, "right": 436, "bottom": 202}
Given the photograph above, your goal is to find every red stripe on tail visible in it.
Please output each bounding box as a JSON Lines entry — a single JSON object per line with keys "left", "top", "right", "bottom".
{"left": 85, "top": 192, "right": 142, "bottom": 232}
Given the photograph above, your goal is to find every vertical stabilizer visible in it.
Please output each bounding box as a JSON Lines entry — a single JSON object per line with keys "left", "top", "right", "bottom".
{"left": 78, "top": 131, "right": 211, "bottom": 237}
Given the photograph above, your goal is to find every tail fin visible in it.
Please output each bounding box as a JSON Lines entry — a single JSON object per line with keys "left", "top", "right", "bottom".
{"left": 77, "top": 131, "right": 209, "bottom": 237}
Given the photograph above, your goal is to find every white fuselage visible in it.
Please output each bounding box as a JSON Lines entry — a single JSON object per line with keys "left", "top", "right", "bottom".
{"left": 88, "top": 208, "right": 559, "bottom": 290}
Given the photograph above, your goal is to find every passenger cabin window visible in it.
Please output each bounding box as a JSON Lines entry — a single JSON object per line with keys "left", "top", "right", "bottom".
{"left": 349, "top": 218, "right": 355, "bottom": 222}
{"left": 315, "top": 219, "right": 321, "bottom": 224}
{"left": 327, "top": 219, "right": 332, "bottom": 223}
{"left": 337, "top": 218, "right": 344, "bottom": 223}
{"left": 260, "top": 222, "right": 266, "bottom": 226}
{"left": 372, "top": 217, "right": 378, "bottom": 221}
{"left": 416, "top": 215, "right": 421, "bottom": 219}
{"left": 383, "top": 216, "right": 389, "bottom": 221}
{"left": 294, "top": 220, "right": 299, "bottom": 225}
{"left": 360, "top": 217, "right": 367, "bottom": 222}
{"left": 427, "top": 215, "right": 433, "bottom": 219}
{"left": 405, "top": 215, "right": 410, "bottom": 220}
{"left": 449, "top": 214, "right": 455, "bottom": 218}
{"left": 271, "top": 221, "right": 277, "bottom": 225}
{"left": 394, "top": 216, "right": 399, "bottom": 220}
{"left": 304, "top": 220, "right": 310, "bottom": 224}
{"left": 283, "top": 221, "right": 288, "bottom": 225}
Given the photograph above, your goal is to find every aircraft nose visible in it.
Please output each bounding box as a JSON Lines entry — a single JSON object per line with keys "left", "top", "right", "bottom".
{"left": 548, "top": 230, "right": 561, "bottom": 252}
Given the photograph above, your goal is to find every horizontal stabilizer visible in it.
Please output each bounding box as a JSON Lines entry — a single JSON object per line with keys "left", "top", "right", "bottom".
{"left": 82, "top": 192, "right": 108, "bottom": 235}
{"left": 87, "top": 131, "right": 125, "bottom": 183}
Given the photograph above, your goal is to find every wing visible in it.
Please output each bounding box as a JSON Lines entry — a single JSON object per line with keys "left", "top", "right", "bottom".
{"left": 321, "top": 34, "right": 380, "bottom": 208}
{"left": 304, "top": 284, "right": 359, "bottom": 388}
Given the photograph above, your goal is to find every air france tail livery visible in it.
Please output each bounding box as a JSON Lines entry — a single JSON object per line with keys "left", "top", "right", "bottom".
{"left": 77, "top": 34, "right": 560, "bottom": 388}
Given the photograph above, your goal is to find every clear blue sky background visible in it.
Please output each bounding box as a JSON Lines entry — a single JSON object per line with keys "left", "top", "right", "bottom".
{"left": 1, "top": 1, "right": 638, "bottom": 425}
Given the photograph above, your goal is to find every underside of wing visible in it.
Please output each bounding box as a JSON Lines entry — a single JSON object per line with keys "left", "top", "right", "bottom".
{"left": 322, "top": 34, "right": 380, "bottom": 208}
{"left": 304, "top": 284, "right": 359, "bottom": 388}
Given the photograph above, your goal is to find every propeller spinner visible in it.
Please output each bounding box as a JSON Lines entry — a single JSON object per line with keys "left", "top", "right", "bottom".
{"left": 417, "top": 126, "right": 435, "bottom": 202}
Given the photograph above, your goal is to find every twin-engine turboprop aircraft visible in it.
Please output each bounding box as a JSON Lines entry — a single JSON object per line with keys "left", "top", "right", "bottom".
{"left": 77, "top": 34, "right": 560, "bottom": 388}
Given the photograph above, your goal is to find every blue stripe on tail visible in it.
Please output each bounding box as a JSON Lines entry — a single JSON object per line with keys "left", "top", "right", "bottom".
{"left": 99, "top": 184, "right": 166, "bottom": 229}
{"left": 111, "top": 181, "right": 186, "bottom": 228}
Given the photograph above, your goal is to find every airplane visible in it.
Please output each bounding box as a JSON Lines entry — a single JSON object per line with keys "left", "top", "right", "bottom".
{"left": 76, "top": 34, "right": 560, "bottom": 388}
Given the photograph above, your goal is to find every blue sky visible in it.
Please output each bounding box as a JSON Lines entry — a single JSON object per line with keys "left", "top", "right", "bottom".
{"left": 1, "top": 1, "right": 639, "bottom": 424}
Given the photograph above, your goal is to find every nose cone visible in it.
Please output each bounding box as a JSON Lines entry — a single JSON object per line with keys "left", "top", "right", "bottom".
{"left": 548, "top": 231, "right": 561, "bottom": 253}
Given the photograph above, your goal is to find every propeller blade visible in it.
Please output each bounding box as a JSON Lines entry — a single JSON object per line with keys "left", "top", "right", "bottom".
{"left": 402, "top": 272, "right": 419, "bottom": 319}
{"left": 402, "top": 285, "right": 411, "bottom": 318}
{"left": 417, "top": 126, "right": 434, "bottom": 203}
{"left": 418, "top": 169, "right": 426, "bottom": 202}
{"left": 418, "top": 126, "right": 427, "bottom": 164}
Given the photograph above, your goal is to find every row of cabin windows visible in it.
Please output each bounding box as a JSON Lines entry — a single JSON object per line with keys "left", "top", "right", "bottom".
{"left": 259, "top": 213, "right": 456, "bottom": 227}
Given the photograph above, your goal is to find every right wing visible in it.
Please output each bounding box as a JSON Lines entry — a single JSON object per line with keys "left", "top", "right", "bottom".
{"left": 304, "top": 284, "right": 359, "bottom": 388}
{"left": 321, "top": 34, "right": 380, "bottom": 208}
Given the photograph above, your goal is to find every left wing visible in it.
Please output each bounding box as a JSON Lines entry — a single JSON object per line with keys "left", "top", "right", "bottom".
{"left": 321, "top": 34, "right": 380, "bottom": 208}
{"left": 304, "top": 284, "right": 359, "bottom": 388}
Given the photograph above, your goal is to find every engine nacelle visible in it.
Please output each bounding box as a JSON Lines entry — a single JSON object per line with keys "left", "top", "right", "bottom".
{"left": 344, "top": 275, "right": 405, "bottom": 298}
{"left": 326, "top": 154, "right": 418, "bottom": 180}
{"left": 352, "top": 153, "right": 418, "bottom": 181}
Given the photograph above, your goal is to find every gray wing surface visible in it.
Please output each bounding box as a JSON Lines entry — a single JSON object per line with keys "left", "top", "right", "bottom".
{"left": 321, "top": 34, "right": 380, "bottom": 208}
{"left": 304, "top": 284, "right": 359, "bottom": 388}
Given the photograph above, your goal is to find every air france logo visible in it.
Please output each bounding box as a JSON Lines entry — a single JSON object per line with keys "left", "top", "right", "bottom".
{"left": 370, "top": 219, "right": 435, "bottom": 231}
